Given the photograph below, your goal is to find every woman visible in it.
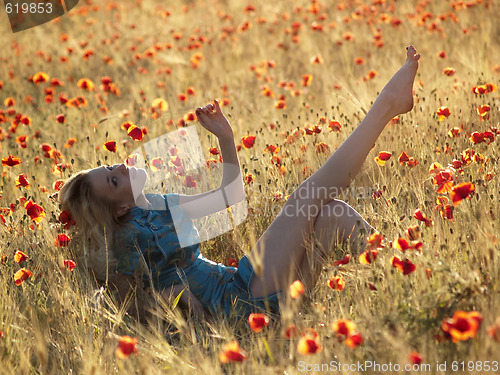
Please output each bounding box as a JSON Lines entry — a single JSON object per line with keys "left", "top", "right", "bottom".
{"left": 59, "top": 46, "right": 420, "bottom": 322}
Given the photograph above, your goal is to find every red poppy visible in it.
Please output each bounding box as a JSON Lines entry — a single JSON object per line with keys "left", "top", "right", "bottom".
{"left": 289, "top": 280, "right": 305, "bottom": 299}
{"left": 333, "top": 254, "right": 351, "bottom": 266}
{"left": 209, "top": 147, "right": 220, "bottom": 155}
{"left": 477, "top": 105, "right": 490, "bottom": 118}
{"left": 182, "top": 175, "right": 197, "bottom": 188}
{"left": 302, "top": 74, "right": 313, "bottom": 87}
{"left": 15, "top": 174, "right": 30, "bottom": 188}
{"left": 315, "top": 142, "right": 329, "bottom": 153}
{"left": 366, "top": 232, "right": 385, "bottom": 249}
{"left": 127, "top": 125, "right": 143, "bottom": 141}
{"left": 359, "top": 249, "right": 378, "bottom": 264}
{"left": 54, "top": 233, "right": 71, "bottom": 247}
{"left": 63, "top": 259, "right": 76, "bottom": 271}
{"left": 25, "top": 200, "right": 45, "bottom": 223}
{"left": 449, "top": 182, "right": 475, "bottom": 206}
{"left": 487, "top": 317, "right": 500, "bottom": 343}
{"left": 14, "top": 250, "right": 28, "bottom": 263}
{"left": 375, "top": 151, "right": 392, "bottom": 166}
{"left": 332, "top": 319, "right": 356, "bottom": 337}
{"left": 344, "top": 331, "right": 363, "bottom": 349}
{"left": 283, "top": 324, "right": 299, "bottom": 339}
{"left": 470, "top": 131, "right": 494, "bottom": 145}
{"left": 2, "top": 155, "right": 22, "bottom": 167}
{"left": 219, "top": 341, "right": 248, "bottom": 363}
{"left": 150, "top": 157, "right": 165, "bottom": 171}
{"left": 14, "top": 268, "right": 33, "bottom": 285}
{"left": 244, "top": 173, "right": 254, "bottom": 184}
{"left": 248, "top": 313, "right": 270, "bottom": 333}
{"left": 327, "top": 275, "right": 345, "bottom": 291}
{"left": 409, "top": 351, "right": 423, "bottom": 365}
{"left": 115, "top": 336, "right": 138, "bottom": 358}
{"left": 58, "top": 210, "right": 76, "bottom": 229}
{"left": 442, "top": 67, "right": 455, "bottom": 76}
{"left": 441, "top": 311, "right": 482, "bottom": 343}
{"left": 436, "top": 106, "right": 451, "bottom": 121}
{"left": 391, "top": 256, "right": 416, "bottom": 275}
{"left": 328, "top": 121, "right": 342, "bottom": 132}
{"left": 77, "top": 78, "right": 95, "bottom": 91}
{"left": 297, "top": 329, "right": 322, "bottom": 354}
{"left": 241, "top": 135, "right": 256, "bottom": 148}
{"left": 32, "top": 72, "right": 50, "bottom": 84}
{"left": 413, "top": 209, "right": 433, "bottom": 227}
{"left": 103, "top": 141, "right": 117, "bottom": 152}
{"left": 56, "top": 114, "right": 65, "bottom": 123}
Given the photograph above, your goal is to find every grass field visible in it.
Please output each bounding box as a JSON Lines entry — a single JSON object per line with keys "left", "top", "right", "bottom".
{"left": 1, "top": 0, "right": 499, "bottom": 373}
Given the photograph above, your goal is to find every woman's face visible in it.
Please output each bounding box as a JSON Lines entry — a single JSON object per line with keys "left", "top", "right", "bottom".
{"left": 87, "top": 163, "right": 147, "bottom": 215}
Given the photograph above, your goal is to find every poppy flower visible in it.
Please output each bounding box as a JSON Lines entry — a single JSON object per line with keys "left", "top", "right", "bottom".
{"left": 209, "top": 147, "right": 220, "bottom": 155}
{"left": 333, "top": 254, "right": 351, "bottom": 266}
{"left": 115, "top": 336, "right": 138, "bottom": 358}
{"left": 58, "top": 210, "right": 76, "bottom": 229}
{"left": 391, "top": 256, "right": 416, "bottom": 275}
{"left": 2, "top": 155, "right": 22, "bottom": 167}
{"left": 125, "top": 153, "right": 139, "bottom": 166}
{"left": 311, "top": 55, "right": 323, "bottom": 64}
{"left": 398, "top": 151, "right": 409, "bottom": 164}
{"left": 441, "top": 311, "right": 482, "bottom": 343}
{"left": 226, "top": 258, "right": 238, "bottom": 267}
{"left": 103, "top": 141, "right": 117, "bottom": 152}
{"left": 63, "top": 259, "right": 76, "bottom": 271}
{"left": 442, "top": 67, "right": 455, "bottom": 76}
{"left": 183, "top": 175, "right": 197, "bottom": 188}
{"left": 297, "top": 329, "right": 322, "bottom": 354}
{"left": 477, "top": 105, "right": 490, "bottom": 118}
{"left": 366, "top": 231, "right": 385, "bottom": 249}
{"left": 14, "top": 268, "right": 33, "bottom": 286}
{"left": 289, "top": 280, "right": 305, "bottom": 299}
{"left": 315, "top": 142, "right": 329, "bottom": 153}
{"left": 470, "top": 131, "right": 494, "bottom": 145}
{"left": 241, "top": 135, "right": 256, "bottom": 148}
{"left": 283, "top": 324, "right": 299, "bottom": 339}
{"left": 327, "top": 275, "right": 345, "bottom": 291}
{"left": 15, "top": 174, "right": 30, "bottom": 188}
{"left": 219, "top": 341, "right": 248, "bottom": 363}
{"left": 248, "top": 313, "right": 270, "bottom": 333}
{"left": 409, "top": 351, "right": 423, "bottom": 365}
{"left": 449, "top": 182, "right": 475, "bottom": 206}
{"left": 375, "top": 151, "right": 392, "bottom": 166}
{"left": 32, "top": 72, "right": 50, "bottom": 84}
{"left": 302, "top": 74, "right": 313, "bottom": 87}
{"left": 448, "top": 128, "right": 460, "bottom": 137}
{"left": 344, "top": 331, "right": 363, "bottom": 348}
{"left": 413, "top": 209, "right": 433, "bottom": 227}
{"left": 332, "top": 319, "right": 356, "bottom": 337}
{"left": 436, "top": 106, "right": 451, "bottom": 121}
{"left": 487, "top": 317, "right": 500, "bottom": 343}
{"left": 14, "top": 250, "right": 28, "bottom": 263}
{"left": 152, "top": 98, "right": 169, "bottom": 111}
{"left": 328, "top": 121, "right": 342, "bottom": 132}
{"left": 359, "top": 249, "right": 378, "bottom": 264}
{"left": 77, "top": 78, "right": 95, "bottom": 91}
{"left": 55, "top": 233, "right": 71, "bottom": 247}
{"left": 244, "top": 173, "right": 255, "bottom": 184}
{"left": 56, "top": 114, "right": 65, "bottom": 123}
{"left": 127, "top": 125, "right": 143, "bottom": 141}
{"left": 25, "top": 200, "right": 45, "bottom": 223}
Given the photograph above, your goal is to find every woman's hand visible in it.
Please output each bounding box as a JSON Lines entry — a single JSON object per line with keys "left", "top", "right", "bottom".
{"left": 195, "top": 99, "right": 233, "bottom": 141}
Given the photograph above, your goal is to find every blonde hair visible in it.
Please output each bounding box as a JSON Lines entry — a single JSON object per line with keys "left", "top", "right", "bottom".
{"left": 58, "top": 168, "right": 132, "bottom": 281}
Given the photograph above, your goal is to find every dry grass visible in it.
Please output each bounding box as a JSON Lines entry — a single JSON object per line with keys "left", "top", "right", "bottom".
{"left": 1, "top": 0, "right": 499, "bottom": 373}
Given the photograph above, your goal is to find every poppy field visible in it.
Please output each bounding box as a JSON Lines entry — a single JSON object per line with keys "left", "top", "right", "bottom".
{"left": 0, "top": 0, "right": 499, "bottom": 373}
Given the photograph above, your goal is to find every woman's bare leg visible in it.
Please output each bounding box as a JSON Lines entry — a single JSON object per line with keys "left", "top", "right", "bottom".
{"left": 249, "top": 46, "right": 420, "bottom": 298}
{"left": 297, "top": 199, "right": 375, "bottom": 294}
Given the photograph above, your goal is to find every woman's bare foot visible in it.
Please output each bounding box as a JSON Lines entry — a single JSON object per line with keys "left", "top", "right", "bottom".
{"left": 377, "top": 45, "right": 420, "bottom": 117}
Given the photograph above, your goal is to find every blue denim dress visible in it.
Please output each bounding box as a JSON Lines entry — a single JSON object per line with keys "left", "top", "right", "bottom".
{"left": 114, "top": 193, "right": 281, "bottom": 320}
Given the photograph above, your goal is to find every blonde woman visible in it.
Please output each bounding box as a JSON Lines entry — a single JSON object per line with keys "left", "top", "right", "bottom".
{"left": 59, "top": 46, "right": 420, "bottom": 322}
